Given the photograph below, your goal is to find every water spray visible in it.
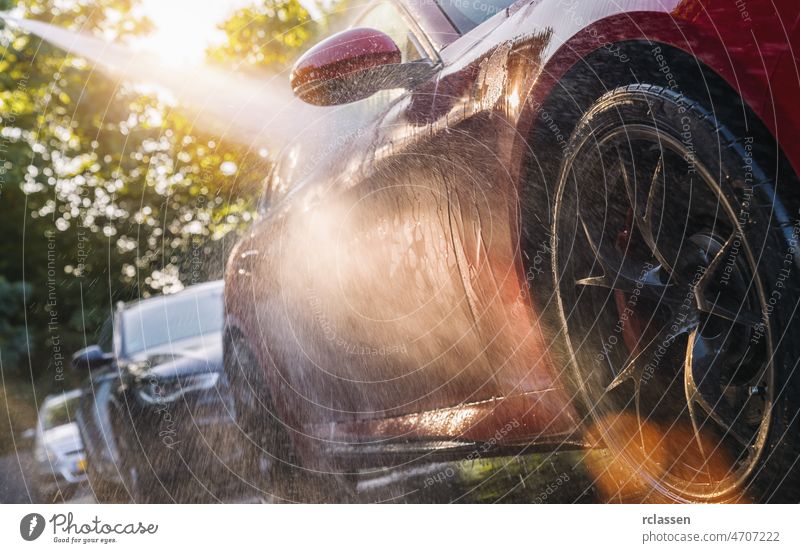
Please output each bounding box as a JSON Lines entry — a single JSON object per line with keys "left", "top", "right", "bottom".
{"left": 0, "top": 13, "right": 323, "bottom": 152}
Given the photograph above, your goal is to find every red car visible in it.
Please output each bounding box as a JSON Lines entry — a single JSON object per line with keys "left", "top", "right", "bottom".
{"left": 224, "top": 0, "right": 800, "bottom": 502}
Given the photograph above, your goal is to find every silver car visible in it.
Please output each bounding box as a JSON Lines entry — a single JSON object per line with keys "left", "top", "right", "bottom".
{"left": 33, "top": 390, "right": 87, "bottom": 501}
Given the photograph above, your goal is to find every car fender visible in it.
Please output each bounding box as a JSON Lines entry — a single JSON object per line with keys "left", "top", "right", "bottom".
{"left": 505, "top": 0, "right": 800, "bottom": 180}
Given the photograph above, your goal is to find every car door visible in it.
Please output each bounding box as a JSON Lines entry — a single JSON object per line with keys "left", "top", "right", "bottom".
{"left": 279, "top": 1, "right": 494, "bottom": 425}
{"left": 232, "top": 0, "right": 575, "bottom": 444}
{"left": 228, "top": 1, "right": 443, "bottom": 429}
{"left": 327, "top": 0, "right": 578, "bottom": 440}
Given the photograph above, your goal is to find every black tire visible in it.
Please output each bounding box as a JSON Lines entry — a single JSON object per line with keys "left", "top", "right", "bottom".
{"left": 224, "top": 332, "right": 356, "bottom": 502}
{"left": 112, "top": 410, "right": 171, "bottom": 503}
{"left": 224, "top": 331, "right": 304, "bottom": 501}
{"left": 85, "top": 465, "right": 124, "bottom": 503}
{"left": 551, "top": 84, "right": 800, "bottom": 502}
{"left": 118, "top": 456, "right": 162, "bottom": 503}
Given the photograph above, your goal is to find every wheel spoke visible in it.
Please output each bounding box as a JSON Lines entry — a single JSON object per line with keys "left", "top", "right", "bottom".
{"left": 578, "top": 217, "right": 676, "bottom": 301}
{"left": 693, "top": 233, "right": 762, "bottom": 327}
{"left": 575, "top": 273, "right": 656, "bottom": 294}
{"left": 684, "top": 330, "right": 754, "bottom": 449}
{"left": 605, "top": 312, "right": 698, "bottom": 393}
{"left": 575, "top": 275, "right": 625, "bottom": 290}
{"left": 697, "top": 300, "right": 762, "bottom": 328}
{"left": 579, "top": 216, "right": 626, "bottom": 276}
{"left": 693, "top": 232, "right": 734, "bottom": 295}
{"left": 575, "top": 273, "right": 684, "bottom": 310}
{"left": 617, "top": 148, "right": 674, "bottom": 273}
{"left": 643, "top": 155, "right": 664, "bottom": 237}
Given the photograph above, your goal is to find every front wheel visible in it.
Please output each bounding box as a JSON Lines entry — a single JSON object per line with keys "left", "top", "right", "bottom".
{"left": 224, "top": 332, "right": 306, "bottom": 501}
{"left": 224, "top": 333, "right": 357, "bottom": 502}
{"left": 119, "top": 454, "right": 170, "bottom": 503}
{"left": 551, "top": 84, "right": 800, "bottom": 502}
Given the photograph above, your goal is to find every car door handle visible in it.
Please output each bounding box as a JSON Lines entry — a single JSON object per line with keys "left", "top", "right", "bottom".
{"left": 238, "top": 249, "right": 259, "bottom": 276}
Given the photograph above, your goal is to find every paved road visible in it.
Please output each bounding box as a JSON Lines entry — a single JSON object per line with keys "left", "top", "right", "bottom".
{"left": 86, "top": 452, "right": 607, "bottom": 504}
{"left": 4, "top": 447, "right": 653, "bottom": 504}
{"left": 1, "top": 451, "right": 94, "bottom": 504}
{"left": 0, "top": 451, "right": 36, "bottom": 503}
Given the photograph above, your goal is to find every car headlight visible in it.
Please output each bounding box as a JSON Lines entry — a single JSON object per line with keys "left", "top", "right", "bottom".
{"left": 140, "top": 372, "right": 220, "bottom": 403}
{"left": 72, "top": 456, "right": 87, "bottom": 474}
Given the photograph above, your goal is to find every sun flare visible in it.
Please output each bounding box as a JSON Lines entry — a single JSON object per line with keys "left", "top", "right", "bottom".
{"left": 133, "top": 0, "right": 245, "bottom": 66}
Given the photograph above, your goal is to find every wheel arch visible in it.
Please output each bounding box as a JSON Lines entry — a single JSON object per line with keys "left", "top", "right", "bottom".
{"left": 508, "top": 28, "right": 800, "bottom": 430}
{"left": 514, "top": 36, "right": 800, "bottom": 241}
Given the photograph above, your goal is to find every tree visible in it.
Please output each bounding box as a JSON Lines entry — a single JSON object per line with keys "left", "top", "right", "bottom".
{"left": 207, "top": 0, "right": 327, "bottom": 72}
{"left": 1, "top": 0, "right": 327, "bottom": 382}
{"left": 0, "top": 277, "right": 29, "bottom": 370}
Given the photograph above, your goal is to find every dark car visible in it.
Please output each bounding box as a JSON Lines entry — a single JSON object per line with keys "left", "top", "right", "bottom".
{"left": 73, "top": 319, "right": 124, "bottom": 501}
{"left": 224, "top": 0, "right": 800, "bottom": 503}
{"left": 73, "top": 280, "right": 236, "bottom": 502}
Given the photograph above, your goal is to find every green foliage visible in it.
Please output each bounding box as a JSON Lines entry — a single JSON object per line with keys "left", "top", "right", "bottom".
{"left": 207, "top": 0, "right": 331, "bottom": 72}
{"left": 0, "top": 0, "right": 322, "bottom": 380}
{"left": 0, "top": 277, "right": 29, "bottom": 371}
{"left": 18, "top": 0, "right": 153, "bottom": 39}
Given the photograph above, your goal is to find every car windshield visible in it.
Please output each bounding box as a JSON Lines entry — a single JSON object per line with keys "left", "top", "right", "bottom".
{"left": 42, "top": 395, "right": 79, "bottom": 430}
{"left": 122, "top": 286, "right": 224, "bottom": 356}
{"left": 435, "top": 0, "right": 516, "bottom": 33}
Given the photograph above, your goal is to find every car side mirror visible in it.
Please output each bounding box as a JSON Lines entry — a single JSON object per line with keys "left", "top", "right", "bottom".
{"left": 71, "top": 345, "right": 113, "bottom": 371}
{"left": 290, "top": 27, "right": 435, "bottom": 106}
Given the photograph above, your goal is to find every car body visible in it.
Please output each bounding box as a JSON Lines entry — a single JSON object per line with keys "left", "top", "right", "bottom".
{"left": 73, "top": 280, "right": 236, "bottom": 500}
{"left": 74, "top": 361, "right": 125, "bottom": 495}
{"left": 224, "top": 0, "right": 800, "bottom": 497}
{"left": 74, "top": 317, "right": 125, "bottom": 495}
{"left": 33, "top": 390, "right": 87, "bottom": 501}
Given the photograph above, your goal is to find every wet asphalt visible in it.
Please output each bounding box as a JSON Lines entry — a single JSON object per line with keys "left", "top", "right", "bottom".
{"left": 2, "top": 447, "right": 657, "bottom": 504}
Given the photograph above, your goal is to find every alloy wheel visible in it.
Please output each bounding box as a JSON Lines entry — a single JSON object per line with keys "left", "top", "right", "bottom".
{"left": 554, "top": 124, "right": 773, "bottom": 501}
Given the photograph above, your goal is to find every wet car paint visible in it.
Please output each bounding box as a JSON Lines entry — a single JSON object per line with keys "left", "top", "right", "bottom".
{"left": 225, "top": 0, "right": 800, "bottom": 470}
{"left": 75, "top": 368, "right": 125, "bottom": 490}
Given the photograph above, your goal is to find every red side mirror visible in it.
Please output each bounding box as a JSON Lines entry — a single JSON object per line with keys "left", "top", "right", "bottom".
{"left": 290, "top": 28, "right": 402, "bottom": 106}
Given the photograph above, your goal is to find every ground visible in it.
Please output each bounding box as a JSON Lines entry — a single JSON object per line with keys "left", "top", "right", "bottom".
{"left": 1, "top": 447, "right": 659, "bottom": 503}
